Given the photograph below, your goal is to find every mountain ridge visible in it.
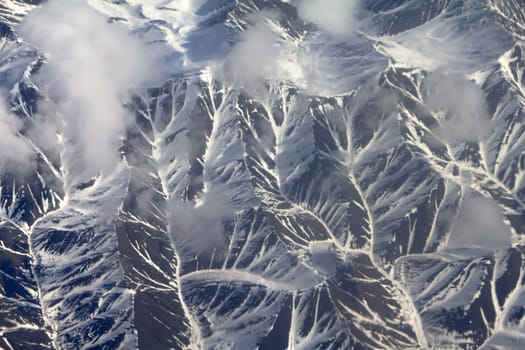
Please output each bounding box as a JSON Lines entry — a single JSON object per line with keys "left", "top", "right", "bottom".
{"left": 0, "top": 0, "right": 524, "bottom": 349}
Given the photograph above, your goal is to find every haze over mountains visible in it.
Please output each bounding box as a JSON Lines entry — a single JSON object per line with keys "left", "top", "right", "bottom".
{"left": 0, "top": 0, "right": 524, "bottom": 349}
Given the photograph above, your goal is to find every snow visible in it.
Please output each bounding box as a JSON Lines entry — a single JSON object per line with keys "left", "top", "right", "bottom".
{"left": 0, "top": 0, "right": 524, "bottom": 348}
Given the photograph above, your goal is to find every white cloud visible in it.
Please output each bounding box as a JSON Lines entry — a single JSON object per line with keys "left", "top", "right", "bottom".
{"left": 0, "top": 96, "right": 33, "bottom": 172}
{"left": 296, "top": 0, "right": 362, "bottom": 36}
{"left": 225, "top": 11, "right": 303, "bottom": 91}
{"left": 375, "top": 2, "right": 513, "bottom": 73}
{"left": 227, "top": 13, "right": 279, "bottom": 82}
{"left": 296, "top": 36, "right": 388, "bottom": 95}
{"left": 224, "top": 4, "right": 384, "bottom": 96}
{"left": 423, "top": 72, "right": 492, "bottom": 144}
{"left": 307, "top": 241, "right": 338, "bottom": 277}
{"left": 447, "top": 195, "right": 511, "bottom": 251}
{"left": 18, "top": 0, "right": 159, "bottom": 182}
{"left": 170, "top": 187, "right": 234, "bottom": 256}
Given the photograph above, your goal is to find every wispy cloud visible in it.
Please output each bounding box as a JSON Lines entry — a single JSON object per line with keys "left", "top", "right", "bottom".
{"left": 170, "top": 187, "right": 234, "bottom": 256}
{"left": 447, "top": 194, "right": 511, "bottom": 251}
{"left": 423, "top": 72, "right": 492, "bottom": 144}
{"left": 18, "top": 0, "right": 159, "bottom": 182}
{"left": 375, "top": 3, "right": 513, "bottom": 73}
{"left": 225, "top": 11, "right": 302, "bottom": 91}
{"left": 0, "top": 95, "right": 33, "bottom": 172}
{"left": 296, "top": 0, "right": 362, "bottom": 36}
{"left": 226, "top": 12, "right": 281, "bottom": 83}
{"left": 225, "top": 4, "right": 382, "bottom": 96}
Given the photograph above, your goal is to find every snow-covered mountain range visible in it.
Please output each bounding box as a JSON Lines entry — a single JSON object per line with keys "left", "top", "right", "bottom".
{"left": 0, "top": 0, "right": 524, "bottom": 349}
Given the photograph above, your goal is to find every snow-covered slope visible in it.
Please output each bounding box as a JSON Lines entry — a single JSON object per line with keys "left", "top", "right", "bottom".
{"left": 0, "top": 0, "right": 524, "bottom": 349}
